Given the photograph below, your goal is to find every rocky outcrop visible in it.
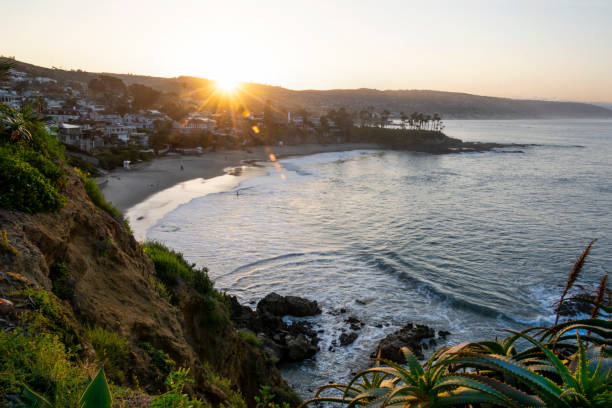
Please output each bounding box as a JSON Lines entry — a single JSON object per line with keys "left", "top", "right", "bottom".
{"left": 0, "top": 169, "right": 298, "bottom": 407}
{"left": 230, "top": 295, "right": 321, "bottom": 363}
{"left": 257, "top": 292, "right": 322, "bottom": 317}
{"left": 372, "top": 323, "right": 449, "bottom": 361}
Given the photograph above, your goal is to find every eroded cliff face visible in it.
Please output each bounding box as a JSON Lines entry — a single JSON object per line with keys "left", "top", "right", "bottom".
{"left": 0, "top": 169, "right": 298, "bottom": 406}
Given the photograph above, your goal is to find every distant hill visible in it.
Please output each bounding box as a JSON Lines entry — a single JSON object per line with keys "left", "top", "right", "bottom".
{"left": 5, "top": 58, "right": 612, "bottom": 119}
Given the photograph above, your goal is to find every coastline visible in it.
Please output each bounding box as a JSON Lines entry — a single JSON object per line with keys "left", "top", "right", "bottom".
{"left": 98, "top": 143, "right": 381, "bottom": 214}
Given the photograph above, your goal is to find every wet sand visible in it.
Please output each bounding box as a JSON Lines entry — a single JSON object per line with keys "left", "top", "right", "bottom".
{"left": 98, "top": 143, "right": 380, "bottom": 213}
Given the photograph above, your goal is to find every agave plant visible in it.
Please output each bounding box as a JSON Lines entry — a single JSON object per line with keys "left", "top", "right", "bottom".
{"left": 302, "top": 347, "right": 543, "bottom": 407}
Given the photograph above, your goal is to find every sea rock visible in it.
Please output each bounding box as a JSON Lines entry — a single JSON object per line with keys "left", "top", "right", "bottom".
{"left": 286, "top": 334, "right": 318, "bottom": 361}
{"left": 556, "top": 293, "right": 606, "bottom": 317}
{"left": 257, "top": 292, "right": 321, "bottom": 317}
{"left": 339, "top": 332, "right": 358, "bottom": 346}
{"left": 229, "top": 295, "right": 320, "bottom": 364}
{"left": 372, "top": 323, "right": 436, "bottom": 361}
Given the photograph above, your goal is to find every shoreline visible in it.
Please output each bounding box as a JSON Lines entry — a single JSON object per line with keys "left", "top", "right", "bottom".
{"left": 98, "top": 143, "right": 381, "bottom": 214}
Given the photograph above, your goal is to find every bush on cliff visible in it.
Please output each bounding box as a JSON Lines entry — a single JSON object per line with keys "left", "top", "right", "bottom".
{"left": 143, "top": 241, "right": 231, "bottom": 329}
{"left": 0, "top": 104, "right": 67, "bottom": 213}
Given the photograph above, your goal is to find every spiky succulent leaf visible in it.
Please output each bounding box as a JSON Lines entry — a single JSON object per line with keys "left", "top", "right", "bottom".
{"left": 79, "top": 368, "right": 112, "bottom": 408}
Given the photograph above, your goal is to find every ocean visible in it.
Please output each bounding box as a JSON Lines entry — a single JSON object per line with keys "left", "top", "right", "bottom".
{"left": 136, "top": 119, "right": 612, "bottom": 396}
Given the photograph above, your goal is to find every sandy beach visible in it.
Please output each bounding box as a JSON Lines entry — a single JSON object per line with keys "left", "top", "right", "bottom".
{"left": 98, "top": 143, "right": 380, "bottom": 214}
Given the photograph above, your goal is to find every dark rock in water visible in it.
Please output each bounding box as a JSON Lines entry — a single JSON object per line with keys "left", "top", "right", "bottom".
{"left": 339, "top": 332, "right": 358, "bottom": 346}
{"left": 372, "top": 323, "right": 436, "bottom": 361}
{"left": 229, "top": 295, "right": 320, "bottom": 364}
{"left": 438, "top": 330, "right": 451, "bottom": 339}
{"left": 287, "top": 334, "right": 318, "bottom": 361}
{"left": 257, "top": 292, "right": 321, "bottom": 317}
{"left": 557, "top": 293, "right": 604, "bottom": 317}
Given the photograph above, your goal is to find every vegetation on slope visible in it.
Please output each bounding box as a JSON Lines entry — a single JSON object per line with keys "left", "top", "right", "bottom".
{"left": 0, "top": 104, "right": 67, "bottom": 213}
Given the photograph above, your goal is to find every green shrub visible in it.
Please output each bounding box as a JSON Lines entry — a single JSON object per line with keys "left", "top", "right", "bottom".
{"left": 143, "top": 242, "right": 229, "bottom": 328}
{"left": 86, "top": 326, "right": 131, "bottom": 383}
{"left": 50, "top": 262, "right": 75, "bottom": 301}
{"left": 0, "top": 328, "right": 86, "bottom": 407}
{"left": 67, "top": 154, "right": 101, "bottom": 176}
{"left": 0, "top": 148, "right": 66, "bottom": 213}
{"left": 0, "top": 104, "right": 67, "bottom": 213}
{"left": 143, "top": 241, "right": 213, "bottom": 294}
{"left": 138, "top": 342, "right": 176, "bottom": 376}
{"left": 77, "top": 168, "right": 120, "bottom": 217}
{"left": 20, "top": 287, "right": 82, "bottom": 354}
{"left": 203, "top": 363, "right": 247, "bottom": 408}
{"left": 151, "top": 368, "right": 204, "bottom": 408}
{"left": 0, "top": 229, "right": 18, "bottom": 257}
{"left": 238, "top": 329, "right": 262, "bottom": 347}
{"left": 255, "top": 385, "right": 290, "bottom": 408}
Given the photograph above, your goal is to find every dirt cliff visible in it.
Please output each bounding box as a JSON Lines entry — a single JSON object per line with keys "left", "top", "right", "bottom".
{"left": 0, "top": 169, "right": 298, "bottom": 406}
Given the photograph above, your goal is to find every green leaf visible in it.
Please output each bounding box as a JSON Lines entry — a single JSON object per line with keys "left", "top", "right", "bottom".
{"left": 507, "top": 330, "right": 579, "bottom": 391}
{"left": 448, "top": 353, "right": 566, "bottom": 403}
{"left": 80, "top": 368, "right": 112, "bottom": 408}
{"left": 21, "top": 383, "right": 52, "bottom": 408}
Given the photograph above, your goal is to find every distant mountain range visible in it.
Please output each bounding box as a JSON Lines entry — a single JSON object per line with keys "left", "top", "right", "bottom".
{"left": 6, "top": 58, "right": 612, "bottom": 119}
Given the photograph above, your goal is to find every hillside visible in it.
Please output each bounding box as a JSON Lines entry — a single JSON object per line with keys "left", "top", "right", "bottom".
{"left": 6, "top": 58, "right": 612, "bottom": 119}
{"left": 0, "top": 104, "right": 298, "bottom": 406}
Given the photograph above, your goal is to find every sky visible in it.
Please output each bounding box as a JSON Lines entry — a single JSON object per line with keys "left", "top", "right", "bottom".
{"left": 2, "top": 0, "right": 612, "bottom": 102}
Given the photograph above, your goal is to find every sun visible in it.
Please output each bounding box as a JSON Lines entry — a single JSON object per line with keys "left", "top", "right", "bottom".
{"left": 215, "top": 77, "right": 241, "bottom": 93}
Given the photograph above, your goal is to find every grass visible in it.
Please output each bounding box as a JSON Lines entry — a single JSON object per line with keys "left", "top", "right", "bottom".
{"left": 555, "top": 238, "right": 597, "bottom": 324}
{"left": 0, "top": 329, "right": 87, "bottom": 407}
{"left": 50, "top": 262, "right": 75, "bottom": 301}
{"left": 0, "top": 229, "right": 18, "bottom": 257}
{"left": 76, "top": 167, "right": 120, "bottom": 218}
{"left": 143, "top": 241, "right": 230, "bottom": 329}
{"left": 19, "top": 287, "right": 82, "bottom": 354}
{"left": 86, "top": 326, "right": 131, "bottom": 383}
{"left": 138, "top": 342, "right": 176, "bottom": 377}
{"left": 238, "top": 329, "right": 263, "bottom": 347}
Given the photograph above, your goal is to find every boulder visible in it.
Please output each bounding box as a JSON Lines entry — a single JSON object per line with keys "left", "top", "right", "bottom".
{"left": 229, "top": 295, "right": 320, "bottom": 364}
{"left": 286, "top": 334, "right": 318, "bottom": 361}
{"left": 257, "top": 293, "right": 321, "bottom": 317}
{"left": 339, "top": 332, "right": 358, "bottom": 346}
{"left": 372, "top": 323, "right": 436, "bottom": 361}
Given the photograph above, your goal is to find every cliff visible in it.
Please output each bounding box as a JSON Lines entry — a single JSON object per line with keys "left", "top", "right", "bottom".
{"left": 0, "top": 166, "right": 298, "bottom": 406}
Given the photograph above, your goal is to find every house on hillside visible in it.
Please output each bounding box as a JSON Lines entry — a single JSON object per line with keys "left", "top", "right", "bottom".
{"left": 0, "top": 90, "right": 22, "bottom": 108}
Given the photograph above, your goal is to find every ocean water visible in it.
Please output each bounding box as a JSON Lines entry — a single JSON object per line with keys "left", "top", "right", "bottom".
{"left": 143, "top": 119, "right": 612, "bottom": 396}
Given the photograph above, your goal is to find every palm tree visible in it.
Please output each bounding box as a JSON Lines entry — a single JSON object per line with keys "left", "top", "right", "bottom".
{"left": 381, "top": 109, "right": 391, "bottom": 128}
{"left": 432, "top": 113, "right": 442, "bottom": 131}
{"left": 399, "top": 112, "right": 408, "bottom": 129}
{"left": 0, "top": 104, "right": 34, "bottom": 144}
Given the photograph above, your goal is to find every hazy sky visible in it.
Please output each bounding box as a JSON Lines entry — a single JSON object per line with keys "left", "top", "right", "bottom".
{"left": 2, "top": 0, "right": 611, "bottom": 101}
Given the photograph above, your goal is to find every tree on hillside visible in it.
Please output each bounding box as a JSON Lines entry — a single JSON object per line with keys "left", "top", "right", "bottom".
{"left": 88, "top": 75, "right": 127, "bottom": 95}
{"left": 0, "top": 60, "right": 14, "bottom": 82}
{"left": 399, "top": 112, "right": 408, "bottom": 129}
{"left": 380, "top": 109, "right": 390, "bottom": 128}
{"left": 129, "top": 84, "right": 161, "bottom": 111}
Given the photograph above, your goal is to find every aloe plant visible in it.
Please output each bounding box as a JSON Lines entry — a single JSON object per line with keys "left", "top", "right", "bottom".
{"left": 302, "top": 347, "right": 543, "bottom": 407}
